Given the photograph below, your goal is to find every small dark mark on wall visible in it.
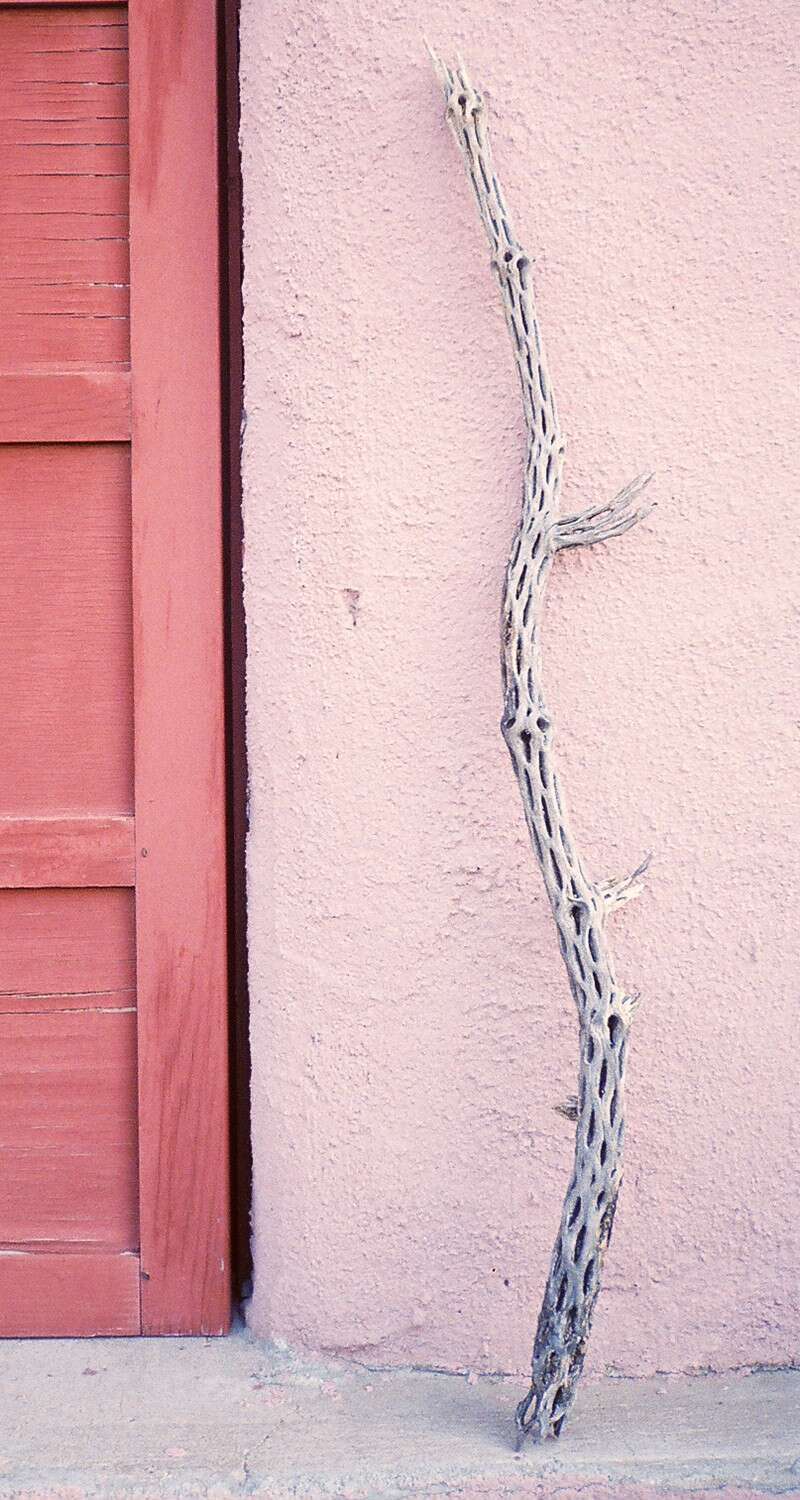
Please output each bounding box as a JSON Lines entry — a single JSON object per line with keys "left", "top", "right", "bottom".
{"left": 342, "top": 588, "right": 360, "bottom": 626}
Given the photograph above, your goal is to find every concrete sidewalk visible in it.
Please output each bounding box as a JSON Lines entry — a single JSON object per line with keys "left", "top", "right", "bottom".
{"left": 0, "top": 1329, "right": 797, "bottom": 1498}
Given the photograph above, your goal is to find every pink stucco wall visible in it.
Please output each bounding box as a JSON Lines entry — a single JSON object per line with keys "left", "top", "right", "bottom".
{"left": 240, "top": 0, "right": 799, "bottom": 1376}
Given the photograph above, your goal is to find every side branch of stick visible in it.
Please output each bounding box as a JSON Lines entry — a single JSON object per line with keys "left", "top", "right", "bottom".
{"left": 430, "top": 50, "right": 652, "bottom": 1448}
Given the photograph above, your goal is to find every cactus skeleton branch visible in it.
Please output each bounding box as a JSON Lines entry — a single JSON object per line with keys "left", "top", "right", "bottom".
{"left": 430, "top": 50, "right": 653, "bottom": 1447}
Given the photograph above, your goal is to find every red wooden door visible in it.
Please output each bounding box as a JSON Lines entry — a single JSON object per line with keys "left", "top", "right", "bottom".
{"left": 0, "top": 0, "right": 230, "bottom": 1335}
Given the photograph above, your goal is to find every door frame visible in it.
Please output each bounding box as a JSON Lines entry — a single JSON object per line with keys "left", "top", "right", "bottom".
{"left": 129, "top": 0, "right": 231, "bottom": 1334}
{"left": 131, "top": 0, "right": 251, "bottom": 1330}
{"left": 129, "top": 0, "right": 252, "bottom": 1332}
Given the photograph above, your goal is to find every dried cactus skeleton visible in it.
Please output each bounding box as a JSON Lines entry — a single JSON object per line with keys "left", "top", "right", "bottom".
{"left": 429, "top": 51, "right": 653, "bottom": 1447}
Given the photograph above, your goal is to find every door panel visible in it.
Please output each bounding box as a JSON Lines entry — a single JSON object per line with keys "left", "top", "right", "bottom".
{"left": 0, "top": 443, "right": 133, "bottom": 815}
{"left": 0, "top": 0, "right": 229, "bottom": 1336}
{"left": 0, "top": 887, "right": 135, "bottom": 1004}
{"left": 0, "top": 1008, "right": 138, "bottom": 1246}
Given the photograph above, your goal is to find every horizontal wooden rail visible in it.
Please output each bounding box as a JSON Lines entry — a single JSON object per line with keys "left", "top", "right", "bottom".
{"left": 0, "top": 1, "right": 119, "bottom": 7}
{"left": 0, "top": 371, "right": 131, "bottom": 443}
{"left": 0, "top": 816, "right": 135, "bottom": 887}
{"left": 0, "top": 1251, "right": 140, "bottom": 1337}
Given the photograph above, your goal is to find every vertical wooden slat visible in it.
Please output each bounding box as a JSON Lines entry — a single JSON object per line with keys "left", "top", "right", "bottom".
{"left": 128, "top": 0, "right": 230, "bottom": 1333}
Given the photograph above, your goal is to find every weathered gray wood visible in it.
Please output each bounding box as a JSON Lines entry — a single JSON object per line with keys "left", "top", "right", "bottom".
{"left": 430, "top": 52, "right": 653, "bottom": 1446}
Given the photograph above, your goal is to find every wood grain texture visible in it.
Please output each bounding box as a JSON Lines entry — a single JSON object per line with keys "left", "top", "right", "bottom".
{"left": 0, "top": 292, "right": 129, "bottom": 367}
{"left": 0, "top": 115, "right": 128, "bottom": 145}
{"left": 129, "top": 0, "right": 230, "bottom": 1335}
{"left": 0, "top": 372, "right": 130, "bottom": 439}
{"left": 0, "top": 167, "right": 127, "bottom": 213}
{"left": 0, "top": 81, "right": 127, "bottom": 121}
{"left": 3, "top": 46, "right": 126, "bottom": 86}
{"left": 0, "top": 816, "right": 135, "bottom": 888}
{"left": 0, "top": 1008, "right": 139, "bottom": 1247}
{"left": 0, "top": 209, "right": 128, "bottom": 238}
{"left": 0, "top": 234, "right": 128, "bottom": 284}
{"left": 1, "top": 13, "right": 125, "bottom": 39}
{"left": 0, "top": 988, "right": 133, "bottom": 1015}
{"left": 0, "top": 886, "right": 135, "bottom": 1006}
{"left": 1, "top": 143, "right": 127, "bottom": 174}
{"left": 0, "top": 4, "right": 130, "bottom": 374}
{"left": 0, "top": 442, "right": 133, "bottom": 813}
{"left": 0, "top": 2, "right": 121, "bottom": 10}
{"left": 0, "top": 1251, "right": 140, "bottom": 1337}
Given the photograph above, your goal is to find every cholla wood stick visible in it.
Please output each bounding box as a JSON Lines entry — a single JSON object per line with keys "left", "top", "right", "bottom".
{"left": 430, "top": 52, "right": 653, "bottom": 1446}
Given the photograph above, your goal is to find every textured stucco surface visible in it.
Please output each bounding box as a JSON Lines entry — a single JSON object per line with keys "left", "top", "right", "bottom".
{"left": 240, "top": 0, "right": 800, "bottom": 1375}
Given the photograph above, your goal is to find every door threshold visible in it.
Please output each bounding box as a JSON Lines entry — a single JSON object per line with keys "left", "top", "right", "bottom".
{"left": 0, "top": 1328, "right": 796, "bottom": 1497}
